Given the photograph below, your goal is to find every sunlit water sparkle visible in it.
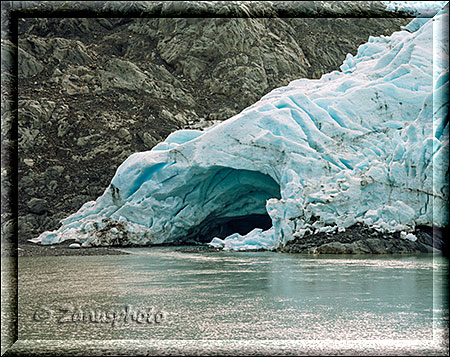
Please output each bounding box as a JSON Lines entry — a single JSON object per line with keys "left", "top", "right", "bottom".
{"left": 7, "top": 249, "right": 449, "bottom": 355}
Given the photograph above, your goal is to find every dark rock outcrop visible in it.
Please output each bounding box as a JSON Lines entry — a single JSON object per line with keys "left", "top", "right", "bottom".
{"left": 277, "top": 224, "right": 446, "bottom": 254}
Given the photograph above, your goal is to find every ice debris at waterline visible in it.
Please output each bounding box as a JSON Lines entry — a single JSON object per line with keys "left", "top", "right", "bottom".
{"left": 31, "top": 7, "right": 449, "bottom": 251}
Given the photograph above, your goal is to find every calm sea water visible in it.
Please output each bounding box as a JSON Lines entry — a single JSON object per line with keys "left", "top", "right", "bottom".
{"left": 7, "top": 249, "right": 450, "bottom": 354}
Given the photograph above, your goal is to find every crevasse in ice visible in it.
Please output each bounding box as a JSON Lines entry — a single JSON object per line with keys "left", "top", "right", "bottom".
{"left": 31, "top": 6, "right": 449, "bottom": 250}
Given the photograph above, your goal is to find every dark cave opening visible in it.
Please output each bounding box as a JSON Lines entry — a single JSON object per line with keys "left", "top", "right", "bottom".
{"left": 188, "top": 213, "right": 274, "bottom": 244}
{"left": 172, "top": 167, "right": 281, "bottom": 245}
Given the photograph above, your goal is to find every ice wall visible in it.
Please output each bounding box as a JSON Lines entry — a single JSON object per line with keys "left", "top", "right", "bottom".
{"left": 31, "top": 7, "right": 449, "bottom": 250}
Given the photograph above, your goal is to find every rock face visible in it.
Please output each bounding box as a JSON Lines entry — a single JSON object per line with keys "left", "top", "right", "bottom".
{"left": 1, "top": 2, "right": 412, "bottom": 243}
{"left": 30, "top": 8, "right": 448, "bottom": 251}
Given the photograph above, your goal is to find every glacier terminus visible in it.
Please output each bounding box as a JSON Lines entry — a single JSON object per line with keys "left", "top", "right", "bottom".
{"left": 31, "top": 6, "right": 449, "bottom": 251}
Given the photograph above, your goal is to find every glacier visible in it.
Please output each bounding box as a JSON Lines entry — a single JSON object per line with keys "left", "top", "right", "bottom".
{"left": 31, "top": 6, "right": 449, "bottom": 250}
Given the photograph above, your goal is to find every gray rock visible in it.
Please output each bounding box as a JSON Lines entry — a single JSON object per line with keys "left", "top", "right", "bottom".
{"left": 18, "top": 48, "right": 44, "bottom": 77}
{"left": 96, "top": 18, "right": 114, "bottom": 30}
{"left": 45, "top": 166, "right": 65, "bottom": 179}
{"left": 27, "top": 198, "right": 48, "bottom": 214}
{"left": 23, "top": 158, "right": 34, "bottom": 167}
{"left": 76, "top": 134, "right": 102, "bottom": 147}
{"left": 117, "top": 128, "right": 131, "bottom": 140}
{"left": 47, "top": 180, "right": 58, "bottom": 192}
{"left": 137, "top": 132, "right": 158, "bottom": 149}
{"left": 101, "top": 58, "right": 157, "bottom": 94}
{"left": 18, "top": 174, "right": 34, "bottom": 195}
{"left": 315, "top": 242, "right": 350, "bottom": 254}
{"left": 57, "top": 121, "right": 71, "bottom": 137}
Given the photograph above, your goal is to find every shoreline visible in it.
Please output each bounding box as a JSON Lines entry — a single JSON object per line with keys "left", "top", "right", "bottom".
{"left": 12, "top": 224, "right": 447, "bottom": 257}
{"left": 17, "top": 240, "right": 130, "bottom": 257}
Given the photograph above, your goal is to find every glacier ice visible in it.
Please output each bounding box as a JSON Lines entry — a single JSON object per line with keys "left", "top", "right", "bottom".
{"left": 31, "top": 7, "right": 449, "bottom": 250}
{"left": 383, "top": 1, "right": 448, "bottom": 16}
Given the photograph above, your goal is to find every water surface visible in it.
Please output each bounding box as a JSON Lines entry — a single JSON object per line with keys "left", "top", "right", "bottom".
{"left": 17, "top": 249, "right": 448, "bottom": 344}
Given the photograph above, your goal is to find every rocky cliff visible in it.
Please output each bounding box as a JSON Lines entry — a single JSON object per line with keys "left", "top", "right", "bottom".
{"left": 1, "top": 2, "right": 411, "bottom": 244}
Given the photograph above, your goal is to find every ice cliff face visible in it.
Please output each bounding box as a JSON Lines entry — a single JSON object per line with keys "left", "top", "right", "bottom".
{"left": 32, "top": 6, "right": 449, "bottom": 250}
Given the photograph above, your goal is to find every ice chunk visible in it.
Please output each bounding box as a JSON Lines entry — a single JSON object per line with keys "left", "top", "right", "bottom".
{"left": 400, "top": 231, "right": 418, "bottom": 242}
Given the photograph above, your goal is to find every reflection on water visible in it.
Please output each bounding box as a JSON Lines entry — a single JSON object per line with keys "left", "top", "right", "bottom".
{"left": 10, "top": 249, "right": 449, "bottom": 354}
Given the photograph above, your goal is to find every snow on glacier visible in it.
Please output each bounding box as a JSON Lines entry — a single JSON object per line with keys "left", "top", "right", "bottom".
{"left": 31, "top": 7, "right": 449, "bottom": 250}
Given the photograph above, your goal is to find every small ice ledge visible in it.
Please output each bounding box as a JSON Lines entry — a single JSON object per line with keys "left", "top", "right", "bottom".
{"left": 31, "top": 7, "right": 449, "bottom": 250}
